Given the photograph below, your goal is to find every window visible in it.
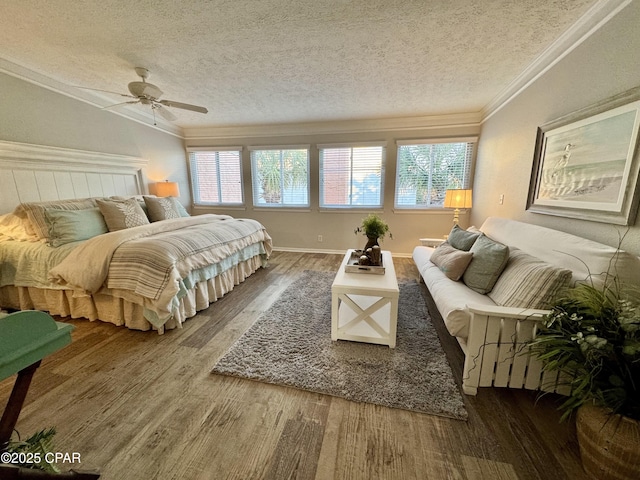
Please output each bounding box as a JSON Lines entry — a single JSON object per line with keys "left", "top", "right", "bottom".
{"left": 250, "top": 147, "right": 310, "bottom": 207}
{"left": 319, "top": 143, "right": 385, "bottom": 208}
{"left": 188, "top": 148, "right": 244, "bottom": 206}
{"left": 394, "top": 139, "right": 475, "bottom": 208}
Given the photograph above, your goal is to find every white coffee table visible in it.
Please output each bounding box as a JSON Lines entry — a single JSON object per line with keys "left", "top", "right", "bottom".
{"left": 331, "top": 249, "right": 399, "bottom": 348}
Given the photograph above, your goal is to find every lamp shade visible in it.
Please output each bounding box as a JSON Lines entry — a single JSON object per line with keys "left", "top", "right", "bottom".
{"left": 156, "top": 181, "right": 180, "bottom": 198}
{"left": 444, "top": 189, "right": 473, "bottom": 209}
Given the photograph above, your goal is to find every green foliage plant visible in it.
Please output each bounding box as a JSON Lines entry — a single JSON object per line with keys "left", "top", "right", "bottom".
{"left": 3, "top": 427, "right": 59, "bottom": 472}
{"left": 529, "top": 281, "right": 640, "bottom": 421}
{"left": 354, "top": 213, "right": 392, "bottom": 240}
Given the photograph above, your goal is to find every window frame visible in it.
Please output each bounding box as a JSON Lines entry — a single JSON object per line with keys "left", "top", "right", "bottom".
{"left": 318, "top": 142, "right": 387, "bottom": 210}
{"left": 187, "top": 147, "right": 245, "bottom": 207}
{"left": 249, "top": 145, "right": 311, "bottom": 208}
{"left": 394, "top": 137, "right": 476, "bottom": 210}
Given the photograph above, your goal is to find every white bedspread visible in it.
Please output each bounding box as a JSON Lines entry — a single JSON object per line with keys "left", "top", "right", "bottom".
{"left": 49, "top": 214, "right": 272, "bottom": 326}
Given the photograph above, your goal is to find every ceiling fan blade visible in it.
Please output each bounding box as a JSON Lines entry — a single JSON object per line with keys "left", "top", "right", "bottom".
{"left": 158, "top": 99, "right": 208, "bottom": 114}
{"left": 76, "top": 86, "right": 136, "bottom": 99}
{"left": 102, "top": 100, "right": 140, "bottom": 110}
{"left": 154, "top": 104, "right": 177, "bottom": 121}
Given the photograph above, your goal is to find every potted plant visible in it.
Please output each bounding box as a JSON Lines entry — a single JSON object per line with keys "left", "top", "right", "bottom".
{"left": 354, "top": 213, "right": 392, "bottom": 250}
{"left": 529, "top": 281, "right": 640, "bottom": 479}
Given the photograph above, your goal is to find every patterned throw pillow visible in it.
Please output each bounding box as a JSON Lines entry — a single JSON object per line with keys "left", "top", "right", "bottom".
{"left": 96, "top": 198, "right": 150, "bottom": 231}
{"left": 143, "top": 196, "right": 182, "bottom": 222}
{"left": 488, "top": 248, "right": 572, "bottom": 309}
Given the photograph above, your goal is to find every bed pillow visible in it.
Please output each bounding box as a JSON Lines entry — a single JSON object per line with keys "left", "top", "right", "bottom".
{"left": 488, "top": 248, "right": 572, "bottom": 309}
{"left": 96, "top": 198, "right": 150, "bottom": 231}
{"left": 0, "top": 213, "right": 38, "bottom": 242}
{"left": 15, "top": 198, "right": 98, "bottom": 240}
{"left": 462, "top": 234, "right": 510, "bottom": 294}
{"left": 429, "top": 243, "right": 474, "bottom": 281}
{"left": 447, "top": 224, "right": 480, "bottom": 251}
{"left": 45, "top": 207, "right": 109, "bottom": 247}
{"left": 143, "top": 196, "right": 183, "bottom": 222}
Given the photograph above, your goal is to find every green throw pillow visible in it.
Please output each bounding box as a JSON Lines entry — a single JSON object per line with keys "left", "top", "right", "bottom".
{"left": 447, "top": 224, "right": 480, "bottom": 251}
{"left": 45, "top": 207, "right": 108, "bottom": 247}
{"left": 462, "top": 234, "right": 509, "bottom": 294}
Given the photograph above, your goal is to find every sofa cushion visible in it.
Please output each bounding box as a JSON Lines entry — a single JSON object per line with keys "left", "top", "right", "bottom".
{"left": 447, "top": 224, "right": 480, "bottom": 251}
{"left": 462, "top": 234, "right": 509, "bottom": 294}
{"left": 430, "top": 243, "right": 473, "bottom": 281}
{"left": 480, "top": 216, "right": 640, "bottom": 287}
{"left": 488, "top": 248, "right": 572, "bottom": 309}
{"left": 413, "top": 246, "right": 498, "bottom": 339}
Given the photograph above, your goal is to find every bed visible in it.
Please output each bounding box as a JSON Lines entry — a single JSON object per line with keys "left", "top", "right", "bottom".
{"left": 0, "top": 140, "right": 272, "bottom": 333}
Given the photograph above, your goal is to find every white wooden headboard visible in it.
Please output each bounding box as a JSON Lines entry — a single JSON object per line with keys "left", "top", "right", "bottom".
{"left": 0, "top": 140, "right": 148, "bottom": 214}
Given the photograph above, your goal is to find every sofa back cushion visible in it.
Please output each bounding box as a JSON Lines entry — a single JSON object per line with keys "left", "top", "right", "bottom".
{"left": 429, "top": 243, "right": 473, "bottom": 281}
{"left": 480, "top": 217, "right": 640, "bottom": 287}
{"left": 462, "top": 234, "right": 510, "bottom": 294}
{"left": 488, "top": 248, "right": 572, "bottom": 309}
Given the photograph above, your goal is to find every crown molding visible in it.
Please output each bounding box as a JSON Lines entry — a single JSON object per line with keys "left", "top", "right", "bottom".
{"left": 0, "top": 57, "right": 184, "bottom": 138}
{"left": 182, "top": 112, "right": 482, "bottom": 141}
{"left": 0, "top": 139, "right": 148, "bottom": 172}
{"left": 481, "top": 0, "right": 632, "bottom": 122}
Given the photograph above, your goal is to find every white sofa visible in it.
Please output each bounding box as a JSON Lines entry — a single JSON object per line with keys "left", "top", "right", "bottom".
{"left": 413, "top": 216, "right": 640, "bottom": 395}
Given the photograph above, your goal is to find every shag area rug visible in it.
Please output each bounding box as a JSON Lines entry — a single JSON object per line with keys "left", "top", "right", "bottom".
{"left": 211, "top": 270, "right": 467, "bottom": 420}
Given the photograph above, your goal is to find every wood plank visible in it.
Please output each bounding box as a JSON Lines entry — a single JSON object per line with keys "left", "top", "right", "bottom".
{"left": 1, "top": 252, "right": 584, "bottom": 480}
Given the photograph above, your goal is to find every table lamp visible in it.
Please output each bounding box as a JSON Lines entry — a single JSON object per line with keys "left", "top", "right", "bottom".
{"left": 444, "top": 189, "right": 472, "bottom": 225}
{"left": 155, "top": 181, "right": 180, "bottom": 198}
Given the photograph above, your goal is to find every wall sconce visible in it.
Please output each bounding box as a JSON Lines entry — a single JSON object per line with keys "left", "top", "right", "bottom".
{"left": 155, "top": 181, "right": 180, "bottom": 198}
{"left": 444, "top": 189, "right": 473, "bottom": 225}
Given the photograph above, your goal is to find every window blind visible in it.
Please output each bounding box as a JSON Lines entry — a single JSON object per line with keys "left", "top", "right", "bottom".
{"left": 319, "top": 145, "right": 385, "bottom": 208}
{"left": 189, "top": 149, "right": 243, "bottom": 205}
{"left": 250, "top": 148, "right": 309, "bottom": 207}
{"left": 394, "top": 140, "right": 474, "bottom": 208}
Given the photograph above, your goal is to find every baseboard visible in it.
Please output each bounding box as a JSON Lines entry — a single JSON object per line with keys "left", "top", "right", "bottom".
{"left": 271, "top": 246, "right": 413, "bottom": 258}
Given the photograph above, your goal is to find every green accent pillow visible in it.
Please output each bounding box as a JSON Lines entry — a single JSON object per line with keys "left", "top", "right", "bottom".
{"left": 45, "top": 207, "right": 108, "bottom": 247}
{"left": 462, "top": 234, "right": 510, "bottom": 294}
{"left": 447, "top": 224, "right": 480, "bottom": 251}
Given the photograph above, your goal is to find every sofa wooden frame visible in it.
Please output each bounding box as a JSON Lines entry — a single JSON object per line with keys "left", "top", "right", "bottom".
{"left": 461, "top": 304, "right": 572, "bottom": 396}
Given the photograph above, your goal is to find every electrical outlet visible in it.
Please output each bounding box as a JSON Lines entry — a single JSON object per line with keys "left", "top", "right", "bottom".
{"left": 499, "top": 194, "right": 505, "bottom": 205}
{"left": 317, "top": 235, "right": 323, "bottom": 242}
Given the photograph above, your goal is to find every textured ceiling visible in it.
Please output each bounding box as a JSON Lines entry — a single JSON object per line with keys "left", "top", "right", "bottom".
{"left": 0, "top": 0, "right": 600, "bottom": 130}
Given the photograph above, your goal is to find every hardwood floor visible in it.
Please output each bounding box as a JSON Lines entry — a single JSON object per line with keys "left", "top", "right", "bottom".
{"left": 0, "top": 252, "right": 585, "bottom": 479}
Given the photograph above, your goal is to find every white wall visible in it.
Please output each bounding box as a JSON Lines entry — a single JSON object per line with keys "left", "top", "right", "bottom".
{"left": 0, "top": 72, "right": 188, "bottom": 206}
{"left": 473, "top": 1, "right": 640, "bottom": 256}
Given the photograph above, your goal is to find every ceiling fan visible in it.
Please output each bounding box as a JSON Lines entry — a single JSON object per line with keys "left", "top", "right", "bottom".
{"left": 84, "top": 67, "right": 208, "bottom": 123}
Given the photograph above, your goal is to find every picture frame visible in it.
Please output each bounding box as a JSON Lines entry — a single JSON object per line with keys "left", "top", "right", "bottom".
{"left": 527, "top": 87, "right": 640, "bottom": 225}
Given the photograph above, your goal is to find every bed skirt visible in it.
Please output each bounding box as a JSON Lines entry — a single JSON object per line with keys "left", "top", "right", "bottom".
{"left": 0, "top": 255, "right": 265, "bottom": 333}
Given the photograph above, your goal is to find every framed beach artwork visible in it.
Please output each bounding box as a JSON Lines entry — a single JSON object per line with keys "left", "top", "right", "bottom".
{"left": 527, "top": 88, "right": 640, "bottom": 225}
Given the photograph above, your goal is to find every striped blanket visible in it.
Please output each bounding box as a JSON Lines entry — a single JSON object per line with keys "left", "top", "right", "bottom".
{"left": 49, "top": 214, "right": 272, "bottom": 322}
